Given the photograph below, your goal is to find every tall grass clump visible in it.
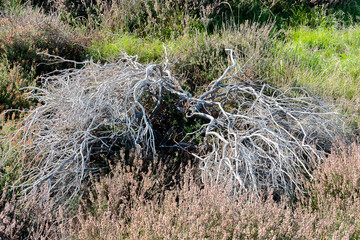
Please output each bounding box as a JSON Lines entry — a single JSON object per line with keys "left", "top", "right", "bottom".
{"left": 173, "top": 21, "right": 275, "bottom": 91}
{"left": 90, "top": 21, "right": 276, "bottom": 94}
{"left": 272, "top": 25, "right": 360, "bottom": 124}
{"left": 90, "top": 34, "right": 165, "bottom": 63}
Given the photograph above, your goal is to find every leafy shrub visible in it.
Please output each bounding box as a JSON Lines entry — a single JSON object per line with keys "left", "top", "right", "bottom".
{"left": 217, "top": 0, "right": 360, "bottom": 29}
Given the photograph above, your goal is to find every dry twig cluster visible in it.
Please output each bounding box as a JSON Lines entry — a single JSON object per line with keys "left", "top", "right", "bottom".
{"left": 1, "top": 50, "right": 345, "bottom": 205}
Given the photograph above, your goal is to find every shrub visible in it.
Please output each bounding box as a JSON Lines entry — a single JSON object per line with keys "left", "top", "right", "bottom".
{"left": 215, "top": 0, "right": 360, "bottom": 30}
{"left": 64, "top": 141, "right": 360, "bottom": 239}
{"left": 173, "top": 21, "right": 275, "bottom": 92}
{"left": 307, "top": 141, "right": 360, "bottom": 206}
{"left": 65, "top": 154, "right": 296, "bottom": 240}
{"left": 0, "top": 59, "right": 37, "bottom": 115}
{"left": 0, "top": 4, "right": 86, "bottom": 77}
{"left": 40, "top": 0, "right": 223, "bottom": 38}
{"left": 0, "top": 185, "right": 58, "bottom": 240}
{"left": 2, "top": 140, "right": 359, "bottom": 239}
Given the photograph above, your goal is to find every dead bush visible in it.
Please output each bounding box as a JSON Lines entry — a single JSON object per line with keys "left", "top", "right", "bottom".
{"left": 1, "top": 50, "right": 345, "bottom": 208}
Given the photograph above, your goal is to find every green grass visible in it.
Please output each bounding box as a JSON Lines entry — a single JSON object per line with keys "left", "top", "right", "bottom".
{"left": 278, "top": 26, "right": 360, "bottom": 97}
{"left": 272, "top": 25, "right": 360, "bottom": 122}
{"left": 89, "top": 34, "right": 167, "bottom": 63}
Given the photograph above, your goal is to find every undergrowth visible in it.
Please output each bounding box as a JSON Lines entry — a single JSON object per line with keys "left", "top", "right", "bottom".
{"left": 1, "top": 0, "right": 360, "bottom": 239}
{"left": 272, "top": 25, "right": 360, "bottom": 125}
{"left": 2, "top": 142, "right": 360, "bottom": 239}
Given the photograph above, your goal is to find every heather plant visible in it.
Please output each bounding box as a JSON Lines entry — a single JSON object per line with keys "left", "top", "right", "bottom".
{"left": 1, "top": 140, "right": 359, "bottom": 239}
{"left": 62, "top": 141, "right": 360, "bottom": 239}
{"left": 0, "top": 3, "right": 86, "bottom": 77}
{"left": 45, "top": 0, "right": 223, "bottom": 38}
{"left": 0, "top": 184, "right": 58, "bottom": 240}
{"left": 0, "top": 59, "right": 37, "bottom": 115}
{"left": 306, "top": 141, "right": 360, "bottom": 206}
{"left": 63, "top": 151, "right": 295, "bottom": 239}
{"left": 22, "top": 0, "right": 360, "bottom": 37}
{"left": 0, "top": 3, "right": 87, "bottom": 117}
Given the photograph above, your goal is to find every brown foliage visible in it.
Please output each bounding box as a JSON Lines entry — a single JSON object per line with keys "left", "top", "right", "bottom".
{"left": 1, "top": 141, "right": 360, "bottom": 239}
{"left": 0, "top": 185, "right": 58, "bottom": 240}
{"left": 63, "top": 142, "right": 360, "bottom": 239}
{"left": 0, "top": 5, "right": 86, "bottom": 76}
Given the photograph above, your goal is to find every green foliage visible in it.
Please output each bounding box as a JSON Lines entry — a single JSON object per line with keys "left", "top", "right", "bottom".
{"left": 271, "top": 25, "right": 360, "bottom": 123}
{"left": 90, "top": 34, "right": 165, "bottom": 63}
{"left": 213, "top": 0, "right": 360, "bottom": 31}
{"left": 0, "top": 119, "right": 24, "bottom": 196}
{"left": 89, "top": 21, "right": 274, "bottom": 95}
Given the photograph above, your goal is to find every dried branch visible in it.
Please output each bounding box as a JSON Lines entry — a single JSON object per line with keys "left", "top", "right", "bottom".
{"left": 1, "top": 50, "right": 345, "bottom": 206}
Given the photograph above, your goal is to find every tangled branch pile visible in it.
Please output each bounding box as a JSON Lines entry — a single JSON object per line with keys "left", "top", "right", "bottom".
{"left": 2, "top": 50, "right": 345, "bottom": 205}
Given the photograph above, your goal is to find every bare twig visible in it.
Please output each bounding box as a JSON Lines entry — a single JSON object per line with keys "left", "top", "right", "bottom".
{"left": 1, "top": 51, "right": 345, "bottom": 206}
